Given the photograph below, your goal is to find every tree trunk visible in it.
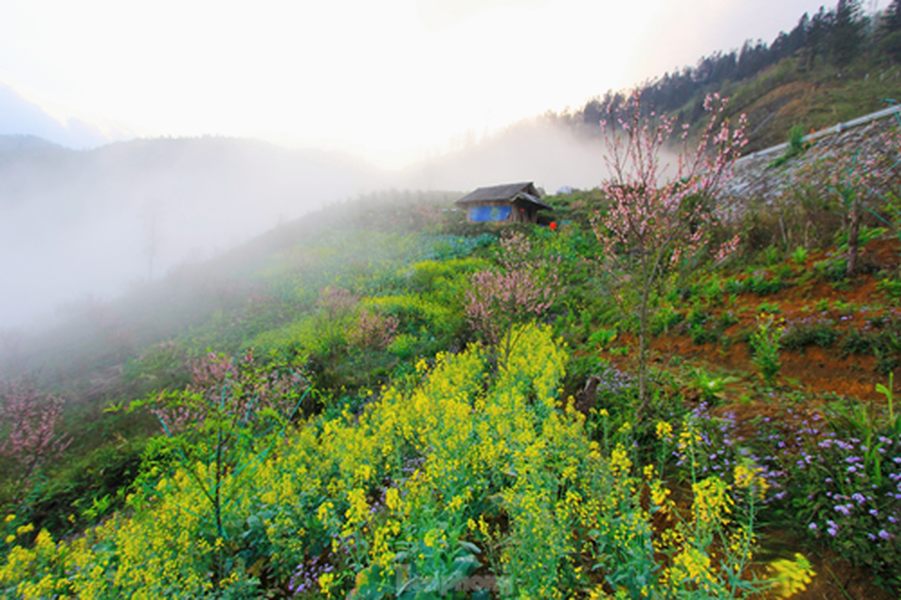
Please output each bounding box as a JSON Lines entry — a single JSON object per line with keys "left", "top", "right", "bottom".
{"left": 847, "top": 196, "right": 861, "bottom": 277}
{"left": 637, "top": 281, "right": 650, "bottom": 420}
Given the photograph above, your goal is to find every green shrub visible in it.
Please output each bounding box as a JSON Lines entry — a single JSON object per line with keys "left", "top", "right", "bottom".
{"left": 781, "top": 321, "right": 838, "bottom": 350}
{"left": 717, "top": 311, "right": 739, "bottom": 329}
{"left": 756, "top": 302, "right": 782, "bottom": 315}
{"left": 814, "top": 257, "right": 847, "bottom": 283}
{"left": 791, "top": 247, "right": 808, "bottom": 265}
{"left": 690, "top": 324, "right": 720, "bottom": 346}
{"left": 745, "top": 271, "right": 784, "bottom": 296}
{"left": 750, "top": 315, "right": 782, "bottom": 383}
{"left": 589, "top": 327, "right": 618, "bottom": 350}
{"left": 696, "top": 277, "right": 725, "bottom": 305}
{"left": 387, "top": 333, "right": 419, "bottom": 359}
{"left": 650, "top": 307, "right": 684, "bottom": 335}
{"left": 877, "top": 277, "right": 901, "bottom": 299}
{"left": 687, "top": 306, "right": 708, "bottom": 327}
{"left": 841, "top": 331, "right": 875, "bottom": 357}
{"left": 763, "top": 245, "right": 781, "bottom": 266}
{"left": 724, "top": 277, "right": 745, "bottom": 295}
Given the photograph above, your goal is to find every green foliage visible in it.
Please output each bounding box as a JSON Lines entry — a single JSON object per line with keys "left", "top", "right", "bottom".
{"left": 769, "top": 124, "right": 811, "bottom": 168}
{"left": 687, "top": 306, "right": 708, "bottom": 327}
{"left": 588, "top": 327, "right": 618, "bottom": 350}
{"left": 367, "top": 294, "right": 457, "bottom": 337}
{"left": 651, "top": 306, "right": 684, "bottom": 335}
{"left": 840, "top": 329, "right": 876, "bottom": 356}
{"left": 756, "top": 302, "right": 782, "bottom": 315}
{"left": 877, "top": 276, "right": 901, "bottom": 299}
{"left": 835, "top": 316, "right": 901, "bottom": 373}
{"left": 776, "top": 394, "right": 901, "bottom": 587}
{"left": 122, "top": 339, "right": 192, "bottom": 393}
{"left": 791, "top": 246, "right": 809, "bottom": 265}
{"left": 815, "top": 256, "right": 848, "bottom": 282}
{"left": 780, "top": 320, "right": 839, "bottom": 350}
{"left": 690, "top": 275, "right": 726, "bottom": 306}
{"left": 745, "top": 271, "right": 785, "bottom": 296}
{"left": 690, "top": 324, "right": 720, "bottom": 346}
{"left": 750, "top": 315, "right": 783, "bottom": 383}
{"left": 717, "top": 311, "right": 739, "bottom": 329}
{"left": 386, "top": 333, "right": 419, "bottom": 360}
{"left": 686, "top": 368, "right": 738, "bottom": 403}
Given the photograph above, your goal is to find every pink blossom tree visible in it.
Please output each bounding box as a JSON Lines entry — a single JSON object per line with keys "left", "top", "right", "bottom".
{"left": 465, "top": 232, "right": 559, "bottom": 363}
{"left": 347, "top": 308, "right": 399, "bottom": 351}
{"left": 0, "top": 378, "right": 70, "bottom": 502}
{"left": 592, "top": 92, "right": 747, "bottom": 412}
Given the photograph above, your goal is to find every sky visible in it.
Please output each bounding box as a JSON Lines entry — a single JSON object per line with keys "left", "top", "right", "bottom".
{"left": 0, "top": 0, "right": 858, "bottom": 167}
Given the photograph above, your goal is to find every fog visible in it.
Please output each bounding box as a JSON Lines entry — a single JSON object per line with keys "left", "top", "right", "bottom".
{"left": 397, "top": 116, "right": 611, "bottom": 194}
{"left": 0, "top": 136, "right": 385, "bottom": 329}
{"left": 0, "top": 115, "right": 615, "bottom": 331}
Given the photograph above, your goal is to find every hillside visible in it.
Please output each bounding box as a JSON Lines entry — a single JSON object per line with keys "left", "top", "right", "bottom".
{"left": 2, "top": 120, "right": 901, "bottom": 596}
{"left": 561, "top": 0, "right": 901, "bottom": 153}
{"left": 3, "top": 2, "right": 901, "bottom": 596}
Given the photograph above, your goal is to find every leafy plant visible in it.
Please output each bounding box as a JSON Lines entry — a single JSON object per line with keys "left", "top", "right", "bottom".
{"left": 690, "top": 324, "right": 720, "bottom": 346}
{"left": 814, "top": 257, "right": 847, "bottom": 283}
{"left": 750, "top": 314, "right": 783, "bottom": 383}
{"left": 763, "top": 245, "right": 781, "bottom": 266}
{"left": 769, "top": 124, "right": 811, "bottom": 168}
{"left": 589, "top": 326, "right": 618, "bottom": 350}
{"left": 651, "top": 306, "right": 684, "bottom": 335}
{"left": 756, "top": 301, "right": 782, "bottom": 315}
{"left": 875, "top": 372, "right": 899, "bottom": 434}
{"left": 717, "top": 311, "right": 739, "bottom": 329}
{"left": 877, "top": 276, "right": 901, "bottom": 299}
{"left": 780, "top": 320, "right": 838, "bottom": 350}
{"left": 745, "top": 271, "right": 784, "bottom": 296}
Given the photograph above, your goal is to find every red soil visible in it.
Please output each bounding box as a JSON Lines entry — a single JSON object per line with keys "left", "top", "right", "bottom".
{"left": 599, "top": 239, "right": 901, "bottom": 598}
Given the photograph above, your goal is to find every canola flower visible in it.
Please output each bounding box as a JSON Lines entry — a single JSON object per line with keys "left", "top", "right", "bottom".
{"left": 0, "top": 323, "right": 779, "bottom": 598}
{"left": 769, "top": 553, "right": 815, "bottom": 598}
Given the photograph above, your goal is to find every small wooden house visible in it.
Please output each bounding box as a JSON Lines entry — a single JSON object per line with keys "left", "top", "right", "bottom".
{"left": 455, "top": 182, "right": 552, "bottom": 224}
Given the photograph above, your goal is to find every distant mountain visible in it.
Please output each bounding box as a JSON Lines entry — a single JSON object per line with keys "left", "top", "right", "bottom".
{"left": 0, "top": 134, "right": 67, "bottom": 154}
{"left": 0, "top": 135, "right": 386, "bottom": 329}
{"left": 0, "top": 82, "right": 123, "bottom": 149}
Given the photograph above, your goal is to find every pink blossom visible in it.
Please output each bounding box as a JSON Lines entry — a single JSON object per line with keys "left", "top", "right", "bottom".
{"left": 465, "top": 233, "right": 560, "bottom": 359}
{"left": 0, "top": 378, "right": 70, "bottom": 498}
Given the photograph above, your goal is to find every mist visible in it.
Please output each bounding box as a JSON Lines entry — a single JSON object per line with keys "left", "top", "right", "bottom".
{"left": 395, "top": 115, "right": 612, "bottom": 195}
{"left": 0, "top": 108, "right": 642, "bottom": 333}
{"left": 0, "top": 112, "right": 665, "bottom": 333}
{"left": 0, "top": 136, "right": 385, "bottom": 330}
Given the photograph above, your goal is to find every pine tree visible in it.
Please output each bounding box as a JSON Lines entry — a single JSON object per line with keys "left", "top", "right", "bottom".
{"left": 883, "top": 0, "right": 901, "bottom": 33}
{"left": 832, "top": 0, "right": 865, "bottom": 67}
{"left": 879, "top": 0, "right": 901, "bottom": 61}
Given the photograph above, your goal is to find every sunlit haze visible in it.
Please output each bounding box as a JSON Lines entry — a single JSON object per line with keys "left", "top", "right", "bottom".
{"left": 2, "top": 0, "right": 835, "bottom": 167}
{"left": 0, "top": 0, "right": 870, "bottom": 330}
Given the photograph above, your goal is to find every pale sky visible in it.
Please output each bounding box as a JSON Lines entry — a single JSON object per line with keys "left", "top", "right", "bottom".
{"left": 0, "top": 0, "right": 845, "bottom": 167}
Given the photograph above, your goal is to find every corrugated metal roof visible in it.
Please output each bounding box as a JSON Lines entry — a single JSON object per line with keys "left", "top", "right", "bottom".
{"left": 455, "top": 182, "right": 552, "bottom": 210}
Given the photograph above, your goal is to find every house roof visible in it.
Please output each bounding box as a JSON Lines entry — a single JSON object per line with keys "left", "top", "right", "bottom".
{"left": 455, "top": 182, "right": 552, "bottom": 211}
